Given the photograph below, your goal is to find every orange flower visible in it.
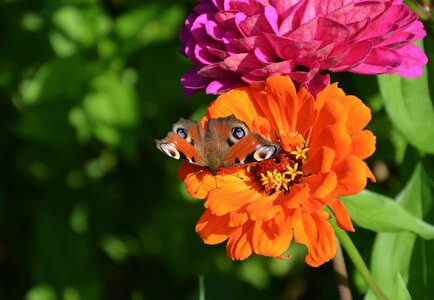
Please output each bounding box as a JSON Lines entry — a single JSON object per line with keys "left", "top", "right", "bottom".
{"left": 179, "top": 76, "right": 376, "bottom": 267}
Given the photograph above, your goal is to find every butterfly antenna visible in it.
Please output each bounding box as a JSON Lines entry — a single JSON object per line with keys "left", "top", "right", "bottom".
{"left": 216, "top": 169, "right": 245, "bottom": 186}
{"left": 194, "top": 183, "right": 202, "bottom": 195}
{"left": 185, "top": 168, "right": 245, "bottom": 195}
{"left": 184, "top": 169, "right": 206, "bottom": 196}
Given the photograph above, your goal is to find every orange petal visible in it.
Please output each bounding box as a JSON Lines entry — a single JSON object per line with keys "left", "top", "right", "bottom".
{"left": 301, "top": 197, "right": 329, "bottom": 214}
{"left": 351, "top": 130, "right": 376, "bottom": 159}
{"left": 226, "top": 226, "right": 253, "bottom": 260}
{"left": 365, "top": 163, "right": 376, "bottom": 183}
{"left": 196, "top": 210, "right": 231, "bottom": 244}
{"left": 311, "top": 122, "right": 352, "bottom": 160}
{"left": 229, "top": 211, "right": 249, "bottom": 227}
{"left": 296, "top": 87, "right": 317, "bottom": 136}
{"left": 178, "top": 162, "right": 215, "bottom": 199}
{"left": 206, "top": 87, "right": 263, "bottom": 130}
{"left": 280, "top": 132, "right": 306, "bottom": 152}
{"left": 205, "top": 179, "right": 262, "bottom": 216}
{"left": 252, "top": 116, "right": 274, "bottom": 141}
{"left": 315, "top": 98, "right": 346, "bottom": 136}
{"left": 246, "top": 195, "right": 282, "bottom": 221}
{"left": 257, "top": 76, "right": 298, "bottom": 134}
{"left": 305, "top": 172, "right": 338, "bottom": 199}
{"left": 292, "top": 208, "right": 309, "bottom": 246}
{"left": 329, "top": 198, "right": 355, "bottom": 232}
{"left": 304, "top": 212, "right": 337, "bottom": 267}
{"left": 282, "top": 183, "right": 309, "bottom": 208}
{"left": 251, "top": 218, "right": 292, "bottom": 257}
{"left": 301, "top": 173, "right": 337, "bottom": 213}
{"left": 315, "top": 83, "right": 345, "bottom": 111}
{"left": 293, "top": 210, "right": 337, "bottom": 267}
{"left": 332, "top": 155, "right": 368, "bottom": 196}
{"left": 303, "top": 146, "right": 336, "bottom": 174}
{"left": 338, "top": 95, "right": 371, "bottom": 134}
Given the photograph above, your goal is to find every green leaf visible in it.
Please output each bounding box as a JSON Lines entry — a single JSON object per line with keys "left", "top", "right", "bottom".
{"left": 25, "top": 284, "right": 56, "bottom": 300}
{"left": 393, "top": 273, "right": 412, "bottom": 300}
{"left": 377, "top": 43, "right": 434, "bottom": 154}
{"left": 19, "top": 58, "right": 92, "bottom": 105}
{"left": 74, "top": 71, "right": 140, "bottom": 159}
{"left": 341, "top": 190, "right": 434, "bottom": 239}
{"left": 115, "top": 4, "right": 184, "bottom": 49}
{"left": 52, "top": 6, "right": 112, "bottom": 49}
{"left": 364, "top": 164, "right": 432, "bottom": 299}
{"left": 84, "top": 73, "right": 139, "bottom": 127}
{"left": 424, "top": 34, "right": 434, "bottom": 101}
{"left": 405, "top": 159, "right": 434, "bottom": 299}
{"left": 49, "top": 30, "right": 79, "bottom": 57}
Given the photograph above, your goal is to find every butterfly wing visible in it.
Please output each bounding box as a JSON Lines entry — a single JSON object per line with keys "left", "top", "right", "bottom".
{"left": 223, "top": 133, "right": 280, "bottom": 166}
{"left": 155, "top": 119, "right": 207, "bottom": 166}
{"left": 206, "top": 115, "right": 280, "bottom": 167}
{"left": 157, "top": 115, "right": 280, "bottom": 172}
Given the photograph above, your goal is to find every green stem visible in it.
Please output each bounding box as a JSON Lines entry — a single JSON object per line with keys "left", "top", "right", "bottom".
{"left": 332, "top": 225, "right": 389, "bottom": 300}
{"left": 199, "top": 276, "right": 205, "bottom": 300}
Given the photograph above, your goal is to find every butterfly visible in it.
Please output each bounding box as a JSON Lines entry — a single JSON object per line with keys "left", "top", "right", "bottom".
{"left": 155, "top": 115, "right": 281, "bottom": 175}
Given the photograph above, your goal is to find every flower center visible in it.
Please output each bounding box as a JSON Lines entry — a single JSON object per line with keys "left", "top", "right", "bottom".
{"left": 250, "top": 146, "right": 309, "bottom": 195}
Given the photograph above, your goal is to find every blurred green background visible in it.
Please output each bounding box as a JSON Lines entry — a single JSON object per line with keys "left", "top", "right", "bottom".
{"left": 0, "top": 0, "right": 433, "bottom": 299}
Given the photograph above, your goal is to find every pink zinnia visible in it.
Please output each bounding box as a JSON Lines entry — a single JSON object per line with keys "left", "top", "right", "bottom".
{"left": 180, "top": 0, "right": 427, "bottom": 96}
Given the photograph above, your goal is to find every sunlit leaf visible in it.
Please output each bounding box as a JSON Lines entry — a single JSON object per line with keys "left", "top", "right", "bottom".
{"left": 78, "top": 71, "right": 139, "bottom": 153}
{"left": 52, "top": 5, "right": 112, "bottom": 48}
{"left": 115, "top": 3, "right": 184, "bottom": 50}
{"left": 19, "top": 58, "right": 92, "bottom": 106}
{"left": 49, "top": 30, "right": 79, "bottom": 57}
{"left": 341, "top": 190, "right": 434, "bottom": 239}
{"left": 21, "top": 12, "right": 44, "bottom": 32}
{"left": 26, "top": 284, "right": 56, "bottom": 300}
{"left": 405, "top": 159, "right": 434, "bottom": 300}
{"left": 238, "top": 258, "right": 270, "bottom": 289}
{"left": 364, "top": 164, "right": 433, "bottom": 299}
{"left": 69, "top": 202, "right": 89, "bottom": 234}
{"left": 100, "top": 235, "right": 129, "bottom": 262}
{"left": 393, "top": 273, "right": 412, "bottom": 300}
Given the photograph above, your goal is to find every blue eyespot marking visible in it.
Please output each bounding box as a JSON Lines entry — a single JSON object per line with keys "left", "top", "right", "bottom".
{"left": 176, "top": 128, "right": 188, "bottom": 139}
{"left": 231, "top": 127, "right": 245, "bottom": 139}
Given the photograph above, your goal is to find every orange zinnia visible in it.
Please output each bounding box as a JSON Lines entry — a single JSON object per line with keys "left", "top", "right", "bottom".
{"left": 179, "top": 76, "right": 376, "bottom": 267}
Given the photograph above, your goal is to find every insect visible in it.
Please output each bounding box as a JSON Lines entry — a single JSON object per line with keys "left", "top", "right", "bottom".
{"left": 155, "top": 115, "right": 280, "bottom": 175}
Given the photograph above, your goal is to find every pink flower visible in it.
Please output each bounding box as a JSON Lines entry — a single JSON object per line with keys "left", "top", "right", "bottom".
{"left": 180, "top": 0, "right": 427, "bottom": 96}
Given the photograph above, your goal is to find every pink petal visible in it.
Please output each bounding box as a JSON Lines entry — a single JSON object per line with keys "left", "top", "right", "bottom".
{"left": 395, "top": 44, "right": 428, "bottom": 77}
{"left": 350, "top": 47, "right": 401, "bottom": 74}
{"left": 206, "top": 79, "right": 243, "bottom": 94}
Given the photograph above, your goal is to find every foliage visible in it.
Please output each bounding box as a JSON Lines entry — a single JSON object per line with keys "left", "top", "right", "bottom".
{"left": 0, "top": 0, "right": 433, "bottom": 299}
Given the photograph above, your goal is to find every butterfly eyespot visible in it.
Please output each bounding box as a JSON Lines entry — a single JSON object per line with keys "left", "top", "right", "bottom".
{"left": 160, "top": 143, "right": 181, "bottom": 159}
{"left": 253, "top": 146, "right": 277, "bottom": 161}
{"left": 231, "top": 127, "right": 245, "bottom": 140}
{"left": 174, "top": 126, "right": 193, "bottom": 143}
{"left": 176, "top": 128, "right": 188, "bottom": 139}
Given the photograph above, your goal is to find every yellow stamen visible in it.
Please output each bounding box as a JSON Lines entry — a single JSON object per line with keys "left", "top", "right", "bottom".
{"left": 290, "top": 146, "right": 309, "bottom": 161}
{"left": 260, "top": 162, "right": 305, "bottom": 193}
{"left": 281, "top": 176, "right": 291, "bottom": 191}
{"left": 285, "top": 163, "right": 303, "bottom": 181}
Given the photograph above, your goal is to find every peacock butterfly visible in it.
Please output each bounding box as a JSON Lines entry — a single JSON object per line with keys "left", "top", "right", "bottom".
{"left": 156, "top": 115, "right": 280, "bottom": 175}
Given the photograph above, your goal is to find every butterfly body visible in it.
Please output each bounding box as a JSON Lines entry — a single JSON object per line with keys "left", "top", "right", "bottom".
{"left": 156, "top": 115, "right": 280, "bottom": 174}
